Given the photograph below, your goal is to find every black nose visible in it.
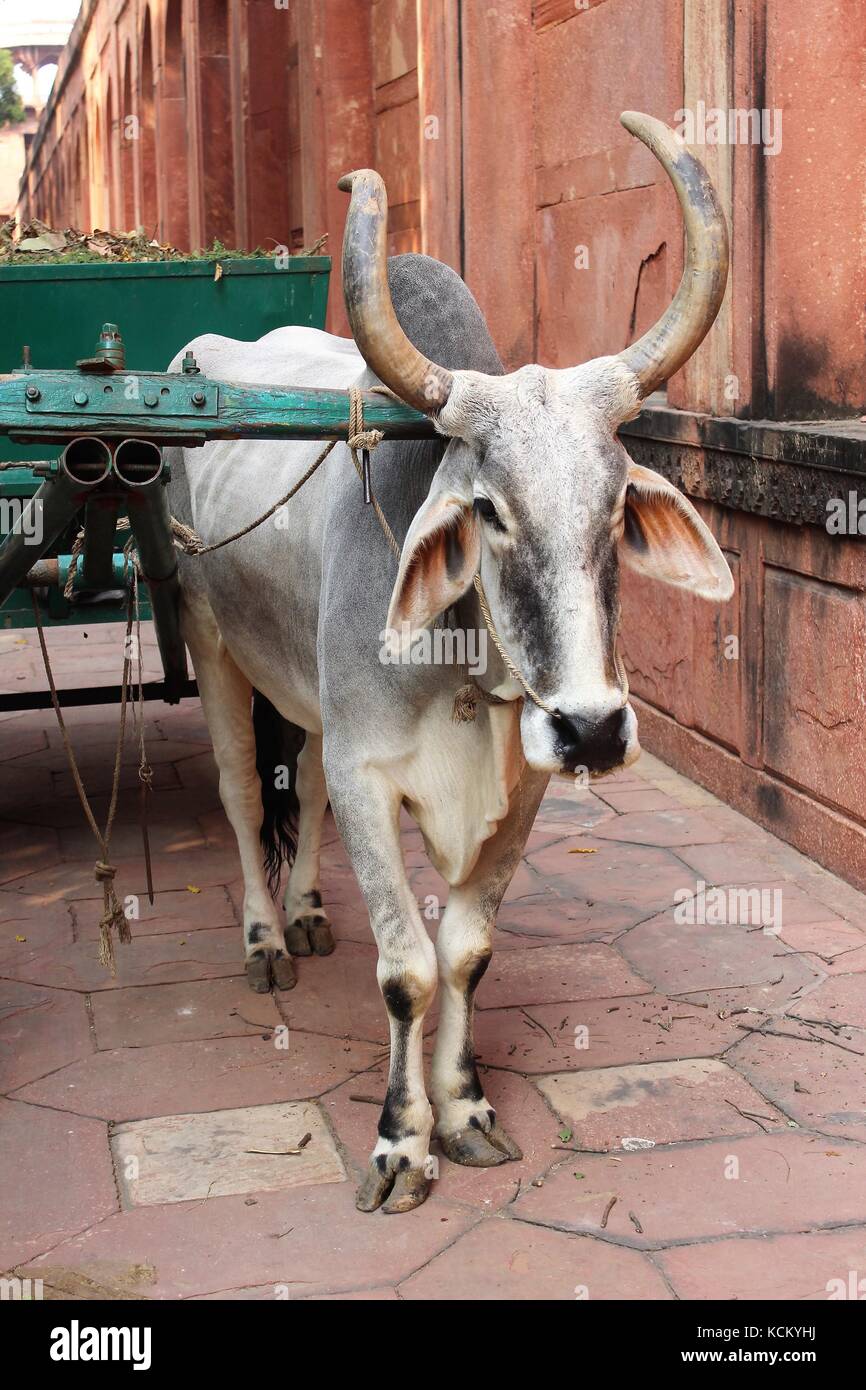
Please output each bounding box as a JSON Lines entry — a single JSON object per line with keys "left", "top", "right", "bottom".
{"left": 550, "top": 707, "right": 628, "bottom": 774}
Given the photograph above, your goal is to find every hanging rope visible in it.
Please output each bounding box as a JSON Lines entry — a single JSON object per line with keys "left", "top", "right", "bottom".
{"left": 346, "top": 385, "right": 399, "bottom": 559}
{"left": 62, "top": 527, "right": 86, "bottom": 600}
{"left": 169, "top": 438, "right": 338, "bottom": 556}
{"left": 30, "top": 590, "right": 134, "bottom": 974}
{"left": 452, "top": 576, "right": 554, "bottom": 723}
{"left": 127, "top": 552, "right": 155, "bottom": 905}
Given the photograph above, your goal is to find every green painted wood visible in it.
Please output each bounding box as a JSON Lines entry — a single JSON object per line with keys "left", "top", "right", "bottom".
{"left": 0, "top": 373, "right": 435, "bottom": 445}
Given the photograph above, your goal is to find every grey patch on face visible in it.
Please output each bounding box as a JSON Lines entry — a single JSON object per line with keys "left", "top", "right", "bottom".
{"left": 496, "top": 529, "right": 561, "bottom": 678}
{"left": 594, "top": 542, "right": 622, "bottom": 682}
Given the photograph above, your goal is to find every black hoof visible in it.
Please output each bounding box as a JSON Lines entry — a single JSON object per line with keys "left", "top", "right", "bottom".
{"left": 285, "top": 914, "right": 335, "bottom": 957}
{"left": 245, "top": 947, "right": 296, "bottom": 993}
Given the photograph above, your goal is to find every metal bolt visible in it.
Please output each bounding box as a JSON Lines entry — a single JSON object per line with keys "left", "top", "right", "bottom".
{"left": 182, "top": 350, "right": 200, "bottom": 375}
{"left": 73, "top": 391, "right": 89, "bottom": 406}
{"left": 143, "top": 391, "right": 159, "bottom": 408}
{"left": 191, "top": 390, "right": 206, "bottom": 407}
{"left": 25, "top": 385, "right": 41, "bottom": 402}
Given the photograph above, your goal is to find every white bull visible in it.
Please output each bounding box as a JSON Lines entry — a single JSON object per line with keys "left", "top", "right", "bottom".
{"left": 167, "top": 113, "right": 733, "bottom": 1213}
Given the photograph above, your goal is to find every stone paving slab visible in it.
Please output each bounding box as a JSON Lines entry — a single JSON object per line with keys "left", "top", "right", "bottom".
{"left": 0, "top": 978, "right": 93, "bottom": 1089}
{"left": 473, "top": 994, "right": 746, "bottom": 1073}
{"left": 478, "top": 942, "right": 651, "bottom": 1010}
{"left": 112, "top": 1101, "right": 346, "bottom": 1206}
{"left": 659, "top": 1227, "right": 866, "bottom": 1301}
{"left": 1, "top": 1098, "right": 118, "bottom": 1270}
{"left": 536, "top": 1058, "right": 788, "bottom": 1151}
{"left": 729, "top": 1025, "right": 866, "bottom": 1143}
{"left": 2, "top": 926, "right": 244, "bottom": 991}
{"left": 790, "top": 975, "right": 866, "bottom": 1030}
{"left": 2, "top": 653, "right": 866, "bottom": 1300}
{"left": 90, "top": 975, "right": 283, "bottom": 1049}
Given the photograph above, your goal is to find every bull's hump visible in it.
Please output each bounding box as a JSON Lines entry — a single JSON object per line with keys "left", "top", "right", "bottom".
{"left": 169, "top": 326, "right": 364, "bottom": 390}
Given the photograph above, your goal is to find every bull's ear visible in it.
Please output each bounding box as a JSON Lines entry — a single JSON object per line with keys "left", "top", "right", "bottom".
{"left": 620, "top": 463, "right": 734, "bottom": 601}
{"left": 386, "top": 492, "right": 479, "bottom": 641}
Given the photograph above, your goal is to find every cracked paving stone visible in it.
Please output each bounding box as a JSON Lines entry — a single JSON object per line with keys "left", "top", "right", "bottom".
{"left": 398, "top": 1218, "right": 672, "bottom": 1300}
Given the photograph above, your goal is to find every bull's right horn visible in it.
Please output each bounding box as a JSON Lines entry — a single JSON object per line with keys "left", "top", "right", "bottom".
{"left": 338, "top": 169, "right": 454, "bottom": 413}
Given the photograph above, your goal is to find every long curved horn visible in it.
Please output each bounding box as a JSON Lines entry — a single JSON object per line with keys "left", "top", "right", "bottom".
{"left": 618, "top": 112, "right": 729, "bottom": 398}
{"left": 338, "top": 169, "right": 454, "bottom": 412}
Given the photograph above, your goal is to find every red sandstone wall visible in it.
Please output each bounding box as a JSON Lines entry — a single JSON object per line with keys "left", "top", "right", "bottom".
{"left": 15, "top": 1, "right": 866, "bottom": 884}
{"left": 373, "top": 0, "right": 422, "bottom": 255}
{"left": 19, "top": 0, "right": 866, "bottom": 419}
{"left": 621, "top": 500, "right": 866, "bottom": 886}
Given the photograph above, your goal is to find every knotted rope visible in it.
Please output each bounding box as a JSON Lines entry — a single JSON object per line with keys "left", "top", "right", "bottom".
{"left": 63, "top": 527, "right": 86, "bottom": 599}
{"left": 347, "top": 385, "right": 399, "bottom": 559}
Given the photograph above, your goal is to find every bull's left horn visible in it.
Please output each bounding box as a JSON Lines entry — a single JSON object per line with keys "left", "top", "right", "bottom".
{"left": 338, "top": 168, "right": 454, "bottom": 413}
{"left": 616, "top": 112, "right": 729, "bottom": 398}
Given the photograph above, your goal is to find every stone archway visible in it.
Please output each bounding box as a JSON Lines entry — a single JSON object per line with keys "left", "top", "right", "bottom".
{"left": 198, "top": 0, "right": 236, "bottom": 246}
{"left": 139, "top": 6, "right": 158, "bottom": 238}
{"left": 104, "top": 73, "right": 118, "bottom": 228}
{"left": 241, "top": 1, "right": 293, "bottom": 250}
{"left": 157, "top": 0, "right": 190, "bottom": 247}
{"left": 90, "top": 101, "right": 106, "bottom": 229}
{"left": 120, "top": 45, "right": 136, "bottom": 230}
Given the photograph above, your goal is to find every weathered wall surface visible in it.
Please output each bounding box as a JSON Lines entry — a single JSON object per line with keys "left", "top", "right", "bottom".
{"left": 15, "top": 0, "right": 866, "bottom": 887}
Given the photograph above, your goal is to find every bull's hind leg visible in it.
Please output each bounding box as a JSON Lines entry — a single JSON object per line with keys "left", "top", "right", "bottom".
{"left": 326, "top": 766, "right": 437, "bottom": 1214}
{"left": 180, "top": 591, "right": 295, "bottom": 992}
{"left": 283, "top": 734, "right": 334, "bottom": 956}
{"left": 430, "top": 770, "right": 548, "bottom": 1165}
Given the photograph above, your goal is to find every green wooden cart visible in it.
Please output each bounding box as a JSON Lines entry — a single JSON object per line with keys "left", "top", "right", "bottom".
{"left": 0, "top": 255, "right": 330, "bottom": 635}
{"left": 0, "top": 253, "right": 434, "bottom": 711}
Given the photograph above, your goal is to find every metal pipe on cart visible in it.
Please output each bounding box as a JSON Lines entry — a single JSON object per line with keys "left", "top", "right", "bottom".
{"left": 113, "top": 438, "right": 188, "bottom": 704}
{"left": 0, "top": 437, "right": 112, "bottom": 608}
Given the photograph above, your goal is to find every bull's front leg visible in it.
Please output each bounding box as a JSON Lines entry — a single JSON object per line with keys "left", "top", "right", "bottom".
{"left": 430, "top": 769, "right": 548, "bottom": 1165}
{"left": 327, "top": 768, "right": 438, "bottom": 1214}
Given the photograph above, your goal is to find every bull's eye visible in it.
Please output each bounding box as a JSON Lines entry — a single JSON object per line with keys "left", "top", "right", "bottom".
{"left": 473, "top": 496, "right": 506, "bottom": 532}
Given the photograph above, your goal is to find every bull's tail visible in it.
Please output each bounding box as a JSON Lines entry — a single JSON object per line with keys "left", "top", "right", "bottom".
{"left": 252, "top": 690, "right": 303, "bottom": 896}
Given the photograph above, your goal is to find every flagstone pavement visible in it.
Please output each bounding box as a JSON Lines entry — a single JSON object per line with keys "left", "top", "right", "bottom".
{"left": 1, "top": 621, "right": 865, "bottom": 1300}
